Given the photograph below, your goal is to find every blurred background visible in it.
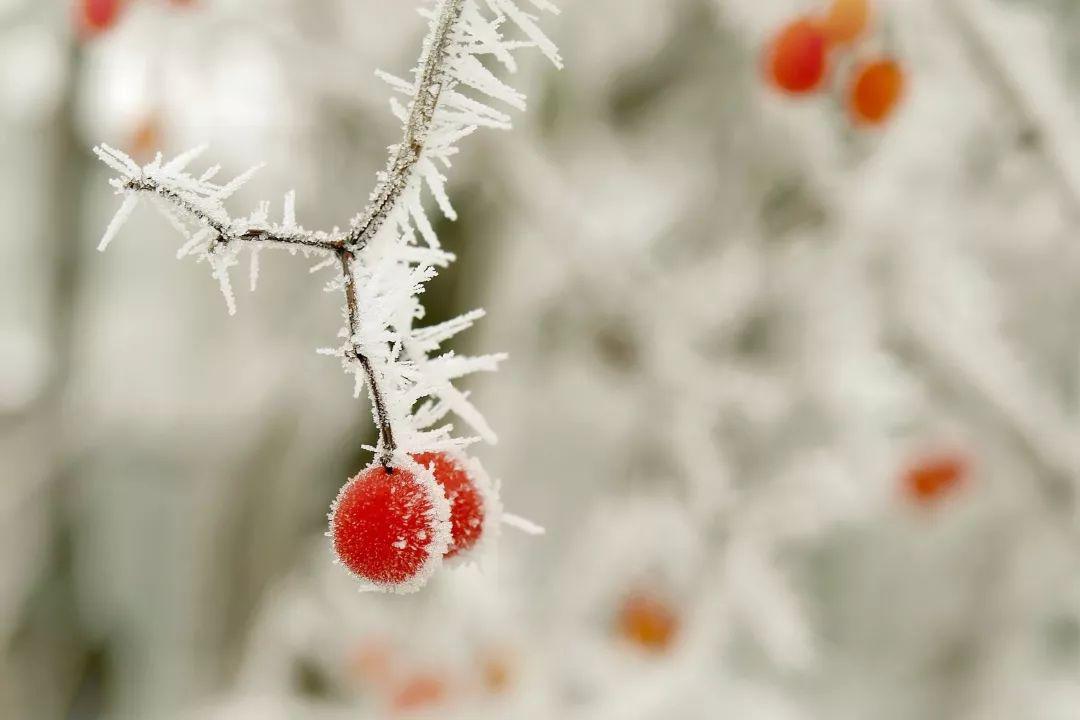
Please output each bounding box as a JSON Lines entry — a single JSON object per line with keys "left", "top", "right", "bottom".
{"left": 5, "top": 0, "right": 1080, "bottom": 718}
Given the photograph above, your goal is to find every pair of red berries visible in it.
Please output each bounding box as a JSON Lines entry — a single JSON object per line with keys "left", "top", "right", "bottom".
{"left": 765, "top": 0, "right": 905, "bottom": 126}
{"left": 330, "top": 451, "right": 496, "bottom": 592}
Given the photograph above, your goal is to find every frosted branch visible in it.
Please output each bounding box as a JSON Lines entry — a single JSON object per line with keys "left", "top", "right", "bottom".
{"left": 91, "top": 0, "right": 560, "bottom": 466}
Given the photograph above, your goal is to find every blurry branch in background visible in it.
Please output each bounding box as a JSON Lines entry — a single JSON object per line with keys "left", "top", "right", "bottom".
{"left": 894, "top": 315, "right": 1080, "bottom": 516}
{"left": 941, "top": 0, "right": 1080, "bottom": 221}
{"left": 89, "top": 0, "right": 560, "bottom": 469}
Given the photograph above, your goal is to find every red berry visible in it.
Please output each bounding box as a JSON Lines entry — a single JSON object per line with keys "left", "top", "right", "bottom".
{"left": 330, "top": 462, "right": 450, "bottom": 591}
{"left": 849, "top": 58, "right": 905, "bottom": 126}
{"left": 766, "top": 18, "right": 829, "bottom": 95}
{"left": 412, "top": 452, "right": 488, "bottom": 559}
{"left": 79, "top": 0, "right": 122, "bottom": 34}
{"left": 903, "top": 454, "right": 967, "bottom": 504}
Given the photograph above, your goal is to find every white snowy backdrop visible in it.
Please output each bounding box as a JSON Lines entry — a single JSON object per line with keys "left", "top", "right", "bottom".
{"left": 4, "top": 0, "right": 1080, "bottom": 718}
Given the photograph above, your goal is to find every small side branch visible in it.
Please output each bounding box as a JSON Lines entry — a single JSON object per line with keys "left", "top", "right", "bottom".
{"left": 126, "top": 172, "right": 401, "bottom": 466}
{"left": 125, "top": 177, "right": 345, "bottom": 253}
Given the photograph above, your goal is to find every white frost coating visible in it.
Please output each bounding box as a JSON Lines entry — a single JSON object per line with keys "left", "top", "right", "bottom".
{"left": 211, "top": 163, "right": 265, "bottom": 202}
{"left": 97, "top": 193, "right": 137, "bottom": 252}
{"left": 209, "top": 245, "right": 239, "bottom": 316}
{"left": 160, "top": 143, "right": 208, "bottom": 176}
{"left": 282, "top": 190, "right": 296, "bottom": 231}
{"left": 502, "top": 512, "right": 545, "bottom": 535}
{"left": 249, "top": 247, "right": 261, "bottom": 292}
{"left": 176, "top": 227, "right": 212, "bottom": 259}
{"left": 489, "top": 0, "right": 564, "bottom": 68}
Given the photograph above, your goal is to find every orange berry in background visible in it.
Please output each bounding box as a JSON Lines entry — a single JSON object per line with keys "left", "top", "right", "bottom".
{"left": 849, "top": 59, "right": 905, "bottom": 125}
{"left": 822, "top": 0, "right": 871, "bottom": 46}
{"left": 903, "top": 454, "right": 967, "bottom": 504}
{"left": 479, "top": 650, "right": 514, "bottom": 694}
{"left": 391, "top": 673, "right": 447, "bottom": 713}
{"left": 765, "top": 18, "right": 829, "bottom": 95}
{"left": 615, "top": 592, "right": 679, "bottom": 653}
{"left": 128, "top": 115, "right": 161, "bottom": 163}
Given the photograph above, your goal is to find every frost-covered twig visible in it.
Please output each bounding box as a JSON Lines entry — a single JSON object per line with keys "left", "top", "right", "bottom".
{"left": 92, "top": 0, "right": 560, "bottom": 467}
{"left": 344, "top": 0, "right": 464, "bottom": 250}
{"left": 339, "top": 249, "right": 398, "bottom": 466}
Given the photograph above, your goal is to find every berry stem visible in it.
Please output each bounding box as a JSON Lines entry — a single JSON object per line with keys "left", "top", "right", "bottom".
{"left": 341, "top": 251, "right": 397, "bottom": 469}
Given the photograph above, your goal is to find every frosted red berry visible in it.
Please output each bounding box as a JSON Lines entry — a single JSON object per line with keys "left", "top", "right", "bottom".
{"left": 766, "top": 18, "right": 829, "bottom": 95}
{"left": 79, "top": 0, "right": 122, "bottom": 35}
{"left": 331, "top": 464, "right": 445, "bottom": 589}
{"left": 413, "top": 452, "right": 485, "bottom": 559}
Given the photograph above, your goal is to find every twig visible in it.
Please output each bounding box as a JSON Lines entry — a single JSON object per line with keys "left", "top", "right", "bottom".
{"left": 341, "top": 250, "right": 396, "bottom": 468}
{"left": 126, "top": 176, "right": 345, "bottom": 252}
{"left": 343, "top": 0, "right": 464, "bottom": 249}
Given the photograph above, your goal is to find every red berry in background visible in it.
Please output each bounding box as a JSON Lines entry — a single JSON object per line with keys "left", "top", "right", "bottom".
{"left": 78, "top": 0, "right": 122, "bottom": 35}
{"left": 903, "top": 454, "right": 967, "bottom": 504}
{"left": 413, "top": 452, "right": 487, "bottom": 559}
{"left": 766, "top": 18, "right": 829, "bottom": 95}
{"left": 330, "top": 463, "right": 449, "bottom": 591}
{"left": 822, "top": 0, "right": 871, "bottom": 46}
{"left": 849, "top": 58, "right": 905, "bottom": 125}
